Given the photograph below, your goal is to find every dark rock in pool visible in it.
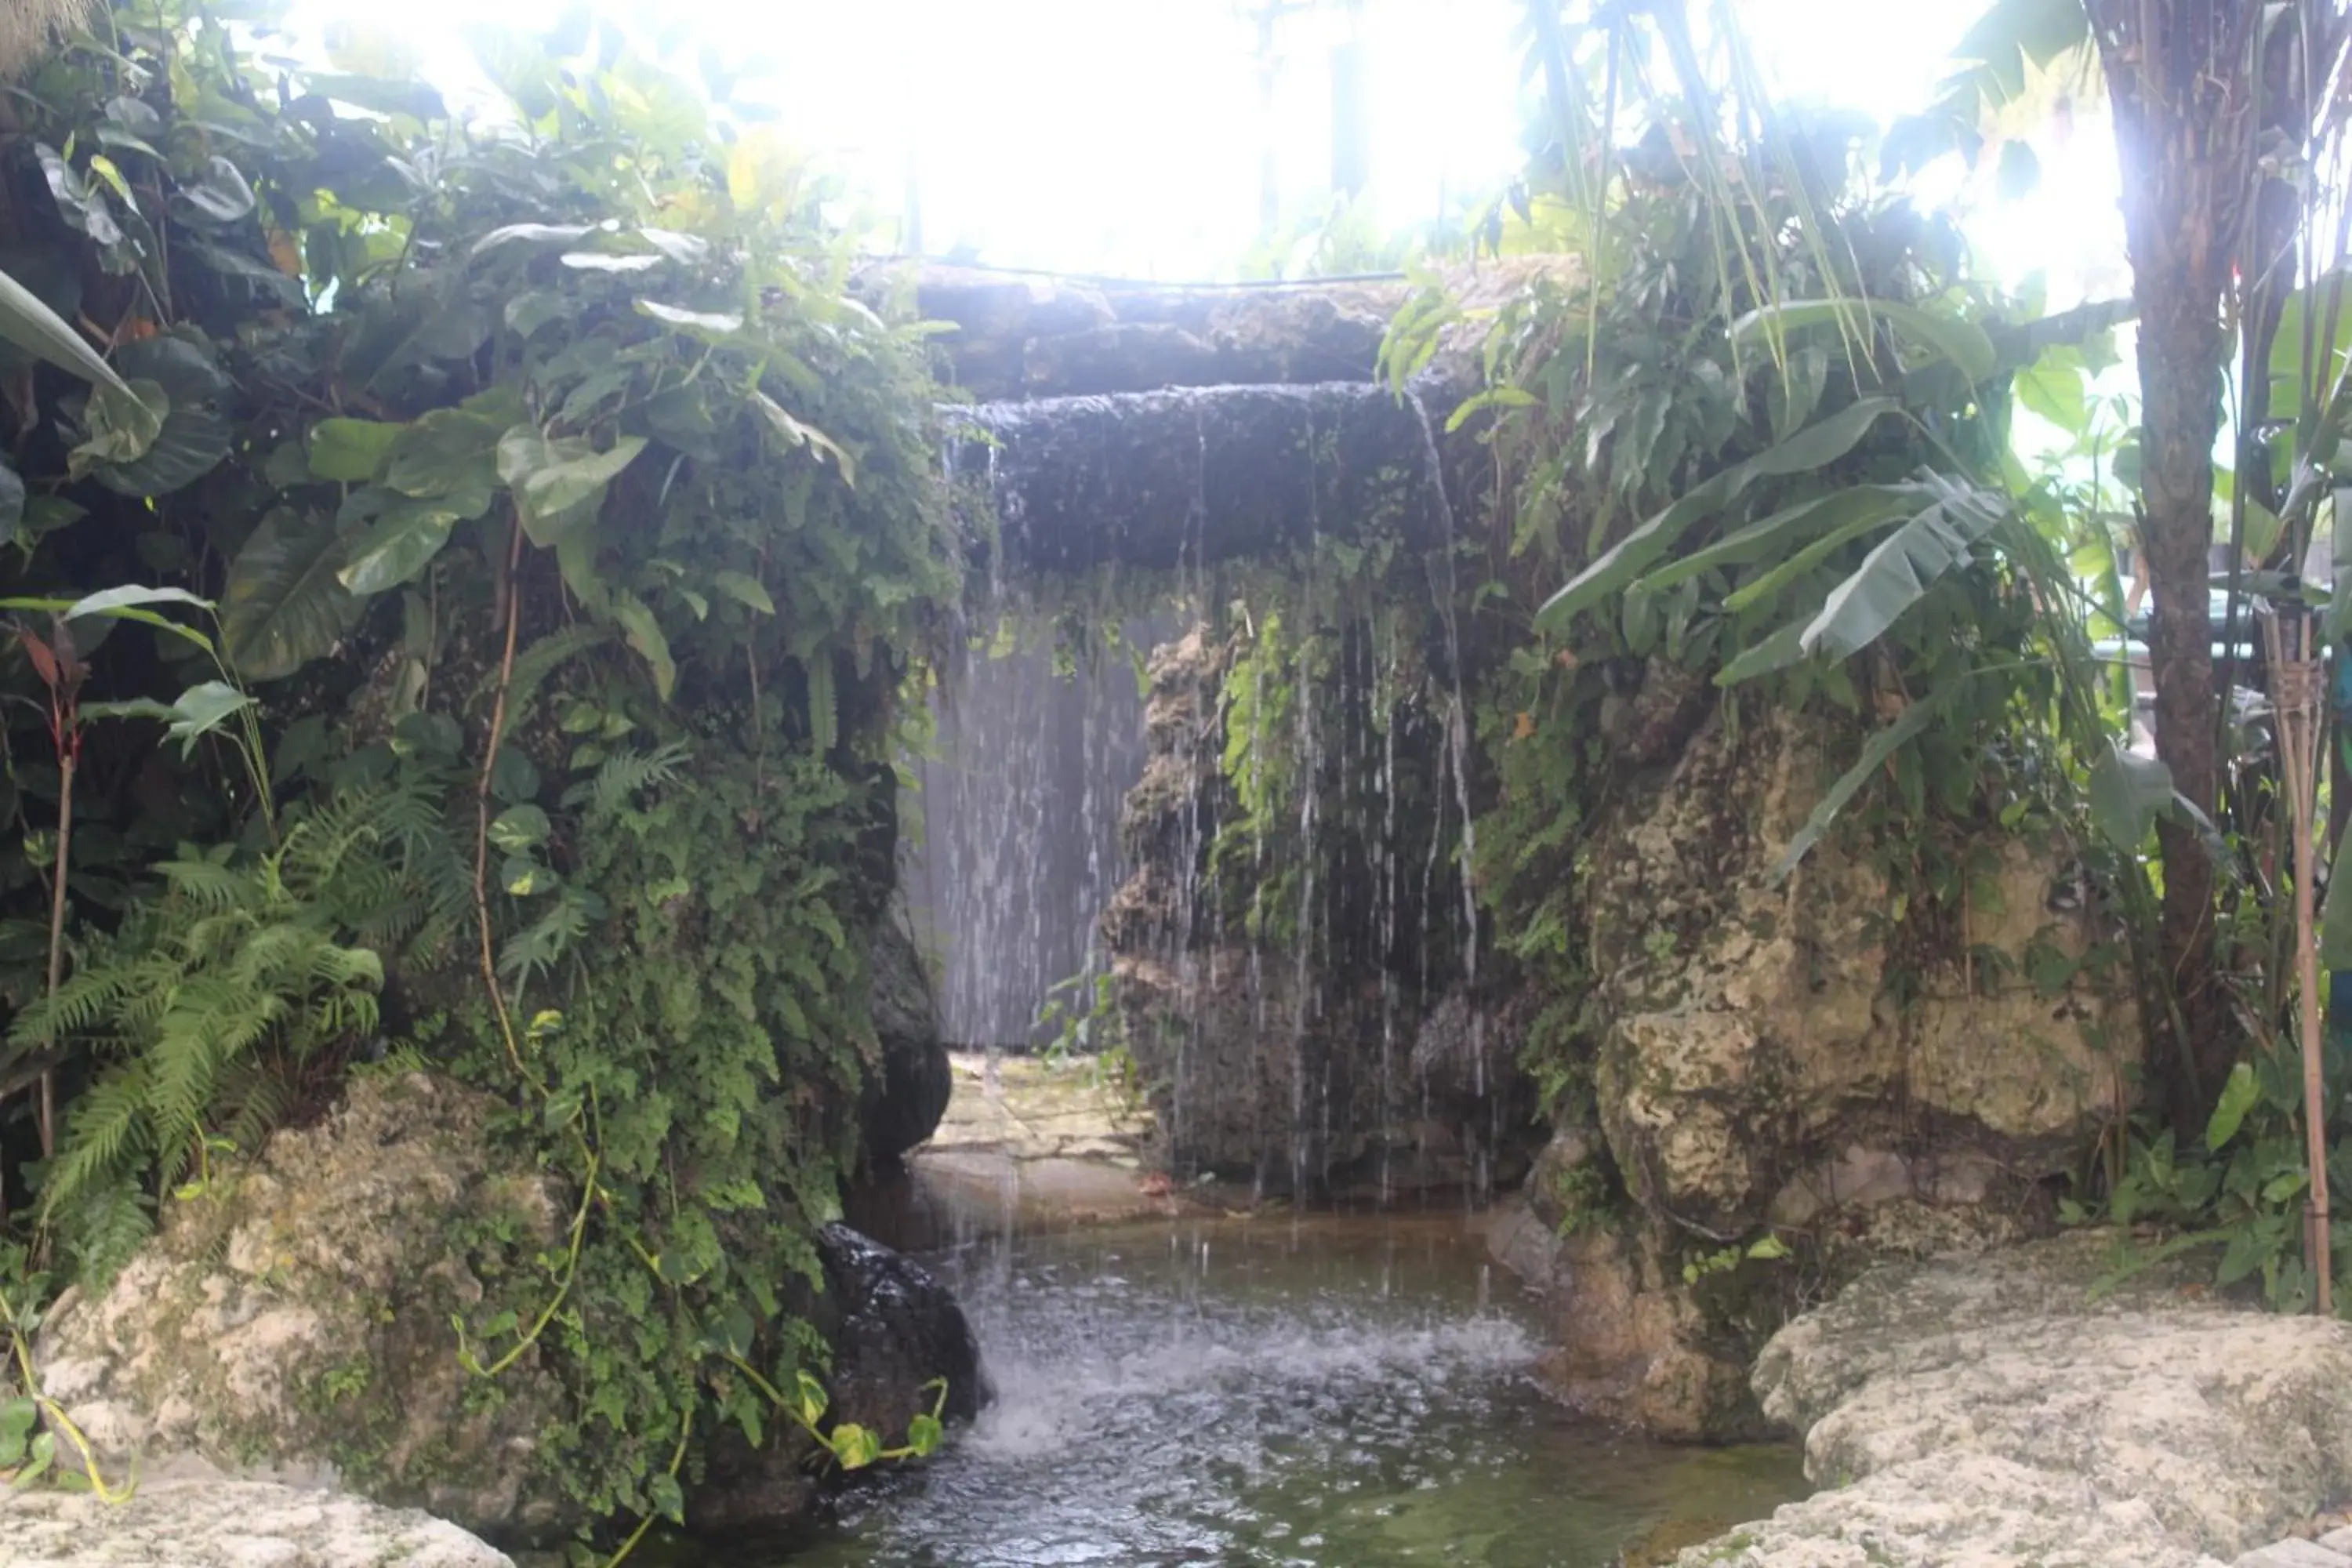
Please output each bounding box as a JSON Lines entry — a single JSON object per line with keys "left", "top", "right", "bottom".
{"left": 689, "top": 1224, "right": 989, "bottom": 1535}
{"left": 858, "top": 902, "right": 953, "bottom": 1164}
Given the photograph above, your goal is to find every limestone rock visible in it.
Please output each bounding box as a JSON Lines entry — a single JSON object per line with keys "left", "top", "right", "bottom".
{"left": 0, "top": 1478, "right": 511, "bottom": 1567}
{"left": 1484, "top": 1200, "right": 1760, "bottom": 1441}
{"left": 1675, "top": 1233, "right": 2352, "bottom": 1568}
{"left": 1590, "top": 708, "right": 2136, "bottom": 1240}
{"left": 38, "top": 1073, "right": 575, "bottom": 1542}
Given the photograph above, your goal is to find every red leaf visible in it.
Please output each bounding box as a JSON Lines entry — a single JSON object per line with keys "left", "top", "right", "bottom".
{"left": 13, "top": 627, "right": 60, "bottom": 692}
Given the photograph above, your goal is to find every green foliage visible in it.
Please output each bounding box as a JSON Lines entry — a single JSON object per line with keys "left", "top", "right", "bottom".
{"left": 1392, "top": 1, "right": 2163, "bottom": 1181}
{"left": 0, "top": 0, "right": 963, "bottom": 1542}
{"left": 446, "top": 741, "right": 898, "bottom": 1527}
{"left": 10, "top": 794, "right": 422, "bottom": 1276}
{"left": 2088, "top": 1032, "right": 2352, "bottom": 1313}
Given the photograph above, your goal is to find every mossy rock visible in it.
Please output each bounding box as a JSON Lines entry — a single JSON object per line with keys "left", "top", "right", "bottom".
{"left": 38, "top": 1072, "right": 577, "bottom": 1544}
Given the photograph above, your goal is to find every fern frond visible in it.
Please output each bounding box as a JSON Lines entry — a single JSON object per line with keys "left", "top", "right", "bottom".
{"left": 157, "top": 857, "right": 248, "bottom": 910}
{"left": 568, "top": 742, "right": 694, "bottom": 817}
{"left": 53, "top": 1179, "right": 156, "bottom": 1293}
{"left": 495, "top": 624, "right": 612, "bottom": 737}
{"left": 42, "top": 1068, "right": 157, "bottom": 1221}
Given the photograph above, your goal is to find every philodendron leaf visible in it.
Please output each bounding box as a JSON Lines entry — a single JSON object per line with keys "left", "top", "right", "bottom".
{"left": 309, "top": 418, "right": 404, "bottom": 481}
{"left": 338, "top": 496, "right": 465, "bottom": 597}
{"left": 489, "top": 804, "right": 552, "bottom": 853}
{"left": 82, "top": 332, "right": 235, "bottom": 498}
{"left": 496, "top": 426, "right": 648, "bottom": 546}
{"left": 828, "top": 1421, "right": 882, "bottom": 1470}
{"left": 72, "top": 378, "right": 167, "bottom": 469}
{"left": 220, "top": 507, "right": 361, "bottom": 681}
{"left": 169, "top": 156, "right": 257, "bottom": 226}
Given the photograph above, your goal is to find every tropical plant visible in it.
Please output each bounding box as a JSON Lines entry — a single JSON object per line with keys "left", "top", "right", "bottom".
{"left": 1894, "top": 0, "right": 2352, "bottom": 1126}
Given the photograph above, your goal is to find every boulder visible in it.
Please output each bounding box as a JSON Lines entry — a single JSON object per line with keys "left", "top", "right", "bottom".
{"left": 0, "top": 1478, "right": 511, "bottom": 1568}
{"left": 860, "top": 899, "right": 953, "bottom": 1163}
{"left": 38, "top": 1073, "right": 578, "bottom": 1542}
{"left": 1674, "top": 1233, "right": 2352, "bottom": 1567}
{"left": 38, "top": 1075, "right": 987, "bottom": 1548}
{"left": 688, "top": 1223, "right": 988, "bottom": 1535}
{"left": 1485, "top": 1199, "right": 1761, "bottom": 1442}
{"left": 1588, "top": 707, "right": 2137, "bottom": 1242}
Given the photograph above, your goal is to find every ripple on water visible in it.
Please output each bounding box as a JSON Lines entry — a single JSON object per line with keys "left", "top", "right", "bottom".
{"left": 741, "top": 1214, "right": 1804, "bottom": 1568}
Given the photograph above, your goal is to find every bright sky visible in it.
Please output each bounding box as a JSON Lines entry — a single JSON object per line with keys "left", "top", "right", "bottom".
{"left": 284, "top": 0, "right": 2128, "bottom": 297}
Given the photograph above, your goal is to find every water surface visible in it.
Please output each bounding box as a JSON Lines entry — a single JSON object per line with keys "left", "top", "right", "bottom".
{"left": 772, "top": 1214, "right": 1802, "bottom": 1567}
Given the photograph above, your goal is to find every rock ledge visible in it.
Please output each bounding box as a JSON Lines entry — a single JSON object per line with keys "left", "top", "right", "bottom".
{"left": 1678, "top": 1232, "right": 2352, "bottom": 1567}
{"left": 0, "top": 1478, "right": 509, "bottom": 1567}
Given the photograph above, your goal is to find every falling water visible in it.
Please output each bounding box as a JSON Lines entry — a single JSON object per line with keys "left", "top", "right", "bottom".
{"left": 905, "top": 506, "right": 1159, "bottom": 1055}
{"left": 1406, "top": 390, "right": 1490, "bottom": 1192}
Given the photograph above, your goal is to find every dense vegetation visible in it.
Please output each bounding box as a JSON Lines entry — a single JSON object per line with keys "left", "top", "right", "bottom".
{"left": 0, "top": 0, "right": 960, "bottom": 1544}
{"left": 1392, "top": 0, "right": 2351, "bottom": 1312}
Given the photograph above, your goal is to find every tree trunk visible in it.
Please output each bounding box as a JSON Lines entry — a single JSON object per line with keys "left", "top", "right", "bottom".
{"left": 2138, "top": 307, "right": 2230, "bottom": 1123}
{"left": 2096, "top": 4, "right": 2249, "bottom": 1128}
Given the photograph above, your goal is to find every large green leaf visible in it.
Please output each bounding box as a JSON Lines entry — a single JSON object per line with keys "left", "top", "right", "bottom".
{"left": 497, "top": 426, "right": 647, "bottom": 546}
{"left": 309, "top": 418, "right": 404, "bottom": 481}
{"left": 1733, "top": 299, "right": 1998, "bottom": 385}
{"left": 1, "top": 584, "right": 217, "bottom": 655}
{"left": 169, "top": 157, "right": 257, "bottom": 226}
{"left": 2088, "top": 740, "right": 2173, "bottom": 851}
{"left": 1797, "top": 479, "right": 2009, "bottom": 661}
{"left": 2322, "top": 845, "right": 2352, "bottom": 971}
{"left": 1537, "top": 397, "right": 1900, "bottom": 631}
{"left": 2013, "top": 347, "right": 2089, "bottom": 436}
{"left": 338, "top": 493, "right": 465, "bottom": 596}
{"left": 1715, "top": 615, "right": 1814, "bottom": 686}
{"left": 0, "top": 264, "right": 133, "bottom": 397}
{"left": 83, "top": 332, "right": 234, "bottom": 497}
{"left": 1718, "top": 487, "right": 1929, "bottom": 613}
{"left": 220, "top": 508, "right": 361, "bottom": 681}
{"left": 612, "top": 593, "right": 676, "bottom": 700}
{"left": 386, "top": 403, "right": 510, "bottom": 502}
{"left": 1635, "top": 485, "right": 1922, "bottom": 595}
{"left": 164, "top": 681, "right": 259, "bottom": 757}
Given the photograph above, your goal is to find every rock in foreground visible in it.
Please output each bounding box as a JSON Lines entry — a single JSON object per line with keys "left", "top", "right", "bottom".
{"left": 1678, "top": 1233, "right": 2352, "bottom": 1568}
{"left": 0, "top": 1479, "right": 510, "bottom": 1567}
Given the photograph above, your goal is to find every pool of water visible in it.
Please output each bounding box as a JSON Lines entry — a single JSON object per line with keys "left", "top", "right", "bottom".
{"left": 757, "top": 1213, "right": 1802, "bottom": 1568}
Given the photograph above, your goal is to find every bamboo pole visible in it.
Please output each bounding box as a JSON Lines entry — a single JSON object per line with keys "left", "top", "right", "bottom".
{"left": 2266, "top": 607, "right": 2332, "bottom": 1315}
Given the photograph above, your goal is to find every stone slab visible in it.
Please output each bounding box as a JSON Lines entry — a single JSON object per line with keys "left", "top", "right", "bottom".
{"left": 2236, "top": 1544, "right": 2352, "bottom": 1568}
{"left": 0, "top": 1479, "right": 509, "bottom": 1567}
{"left": 1674, "top": 1233, "right": 2352, "bottom": 1568}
